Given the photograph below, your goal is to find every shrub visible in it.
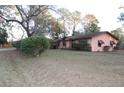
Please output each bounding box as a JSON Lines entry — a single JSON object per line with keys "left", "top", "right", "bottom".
{"left": 115, "top": 41, "right": 124, "bottom": 49}
{"left": 13, "top": 36, "right": 49, "bottom": 56}
{"left": 49, "top": 39, "right": 59, "bottom": 49}
{"left": 12, "top": 40, "right": 22, "bottom": 49}
{"left": 49, "top": 39, "right": 54, "bottom": 49}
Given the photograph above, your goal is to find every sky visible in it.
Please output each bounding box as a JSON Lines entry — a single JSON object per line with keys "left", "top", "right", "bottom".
{"left": 58, "top": 0, "right": 124, "bottom": 31}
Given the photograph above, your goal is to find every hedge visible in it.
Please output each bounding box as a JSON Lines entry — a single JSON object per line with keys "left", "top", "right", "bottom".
{"left": 13, "top": 36, "right": 49, "bottom": 56}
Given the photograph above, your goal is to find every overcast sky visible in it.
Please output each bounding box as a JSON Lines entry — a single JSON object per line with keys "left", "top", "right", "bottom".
{"left": 1, "top": 0, "right": 124, "bottom": 32}
{"left": 58, "top": 0, "right": 124, "bottom": 31}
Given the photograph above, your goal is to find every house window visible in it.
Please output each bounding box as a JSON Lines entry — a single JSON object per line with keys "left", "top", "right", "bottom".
{"left": 98, "top": 40, "right": 104, "bottom": 47}
{"left": 72, "top": 40, "right": 78, "bottom": 44}
{"left": 79, "top": 40, "right": 87, "bottom": 43}
{"left": 110, "top": 41, "right": 115, "bottom": 46}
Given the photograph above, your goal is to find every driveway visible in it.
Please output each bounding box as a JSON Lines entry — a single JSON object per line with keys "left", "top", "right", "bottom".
{"left": 0, "top": 48, "right": 16, "bottom": 51}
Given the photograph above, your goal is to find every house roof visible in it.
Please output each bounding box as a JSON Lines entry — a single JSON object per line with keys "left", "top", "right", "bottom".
{"left": 72, "top": 31, "right": 119, "bottom": 40}
{"left": 55, "top": 31, "right": 119, "bottom": 42}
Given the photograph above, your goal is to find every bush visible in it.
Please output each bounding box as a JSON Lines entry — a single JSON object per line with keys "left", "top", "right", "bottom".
{"left": 49, "top": 39, "right": 59, "bottom": 49}
{"left": 49, "top": 39, "right": 54, "bottom": 49}
{"left": 115, "top": 41, "right": 124, "bottom": 49}
{"left": 12, "top": 40, "right": 21, "bottom": 49}
{"left": 72, "top": 40, "right": 91, "bottom": 51}
{"left": 13, "top": 36, "right": 49, "bottom": 56}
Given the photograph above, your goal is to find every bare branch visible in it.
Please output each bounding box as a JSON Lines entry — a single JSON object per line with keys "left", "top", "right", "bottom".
{"left": 0, "top": 15, "right": 22, "bottom": 24}
{"left": 0, "top": 14, "right": 29, "bottom": 33}
{"left": 15, "top": 5, "right": 28, "bottom": 18}
{"left": 0, "top": 5, "right": 56, "bottom": 37}
{"left": 15, "top": 5, "right": 24, "bottom": 22}
{"left": 28, "top": 5, "right": 48, "bottom": 18}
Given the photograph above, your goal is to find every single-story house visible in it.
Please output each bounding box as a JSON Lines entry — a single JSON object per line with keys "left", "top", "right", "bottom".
{"left": 54, "top": 31, "right": 119, "bottom": 52}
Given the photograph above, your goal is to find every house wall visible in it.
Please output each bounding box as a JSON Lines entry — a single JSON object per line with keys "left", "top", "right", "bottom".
{"left": 73, "top": 40, "right": 79, "bottom": 44}
{"left": 58, "top": 41, "right": 63, "bottom": 48}
{"left": 90, "top": 33, "right": 118, "bottom": 52}
{"left": 58, "top": 40, "right": 72, "bottom": 49}
{"left": 59, "top": 39, "right": 91, "bottom": 49}
{"left": 65, "top": 41, "right": 72, "bottom": 48}
{"left": 87, "top": 39, "right": 91, "bottom": 44}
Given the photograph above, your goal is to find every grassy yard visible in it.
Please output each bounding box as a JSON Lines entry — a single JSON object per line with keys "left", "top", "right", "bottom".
{"left": 0, "top": 49, "right": 124, "bottom": 87}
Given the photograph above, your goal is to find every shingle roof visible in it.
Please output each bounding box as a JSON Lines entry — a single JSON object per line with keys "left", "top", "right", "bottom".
{"left": 71, "top": 31, "right": 118, "bottom": 40}
{"left": 55, "top": 31, "right": 119, "bottom": 42}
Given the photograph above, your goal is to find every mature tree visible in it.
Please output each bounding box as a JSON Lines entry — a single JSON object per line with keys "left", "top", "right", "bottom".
{"left": 0, "top": 5, "right": 52, "bottom": 37}
{"left": 58, "top": 8, "right": 83, "bottom": 37}
{"left": 33, "top": 11, "right": 53, "bottom": 36}
{"left": 33, "top": 11, "right": 63, "bottom": 39}
{"left": 111, "top": 28, "right": 124, "bottom": 41}
{"left": 0, "top": 27, "right": 8, "bottom": 47}
{"left": 111, "top": 27, "right": 124, "bottom": 48}
{"left": 118, "top": 6, "right": 124, "bottom": 22}
{"left": 82, "top": 14, "right": 100, "bottom": 34}
{"left": 51, "top": 19, "right": 64, "bottom": 39}
{"left": 117, "top": 6, "right": 124, "bottom": 47}
{"left": 83, "top": 22, "right": 100, "bottom": 35}
{"left": 58, "top": 8, "right": 71, "bottom": 37}
{"left": 70, "top": 11, "right": 82, "bottom": 36}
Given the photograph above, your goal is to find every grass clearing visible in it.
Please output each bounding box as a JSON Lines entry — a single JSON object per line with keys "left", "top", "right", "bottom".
{"left": 0, "top": 49, "right": 124, "bottom": 86}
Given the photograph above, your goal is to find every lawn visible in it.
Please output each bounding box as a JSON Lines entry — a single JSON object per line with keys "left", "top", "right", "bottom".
{"left": 0, "top": 49, "right": 124, "bottom": 87}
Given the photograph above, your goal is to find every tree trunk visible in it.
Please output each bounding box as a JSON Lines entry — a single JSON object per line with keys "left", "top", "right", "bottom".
{"left": 26, "top": 29, "right": 32, "bottom": 37}
{"left": 72, "top": 25, "right": 75, "bottom": 36}
{"left": 27, "top": 33, "right": 32, "bottom": 37}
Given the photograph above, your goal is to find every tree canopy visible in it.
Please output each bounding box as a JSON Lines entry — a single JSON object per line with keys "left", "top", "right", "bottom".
{"left": 111, "top": 28, "right": 124, "bottom": 41}
{"left": 111, "top": 27, "right": 124, "bottom": 48}
{"left": 58, "top": 8, "right": 83, "bottom": 36}
{"left": 82, "top": 14, "right": 100, "bottom": 34}
{"left": 0, "top": 6, "right": 102, "bottom": 40}
{"left": 0, "top": 5, "right": 52, "bottom": 37}
{"left": 70, "top": 11, "right": 82, "bottom": 36}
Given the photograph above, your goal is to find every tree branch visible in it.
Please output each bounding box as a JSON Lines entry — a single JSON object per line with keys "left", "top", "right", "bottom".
{"left": 28, "top": 5, "right": 48, "bottom": 18}
{"left": 15, "top": 5, "right": 24, "bottom": 22}
{"left": 0, "top": 15, "right": 22, "bottom": 24}
{"left": 15, "top": 5, "right": 28, "bottom": 18}
{"left": 0, "top": 14, "right": 28, "bottom": 33}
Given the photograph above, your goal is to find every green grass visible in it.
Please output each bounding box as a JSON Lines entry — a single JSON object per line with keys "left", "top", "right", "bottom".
{"left": 0, "top": 49, "right": 124, "bottom": 86}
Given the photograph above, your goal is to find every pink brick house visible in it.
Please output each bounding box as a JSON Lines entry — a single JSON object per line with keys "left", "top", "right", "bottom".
{"left": 56, "top": 31, "right": 119, "bottom": 52}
